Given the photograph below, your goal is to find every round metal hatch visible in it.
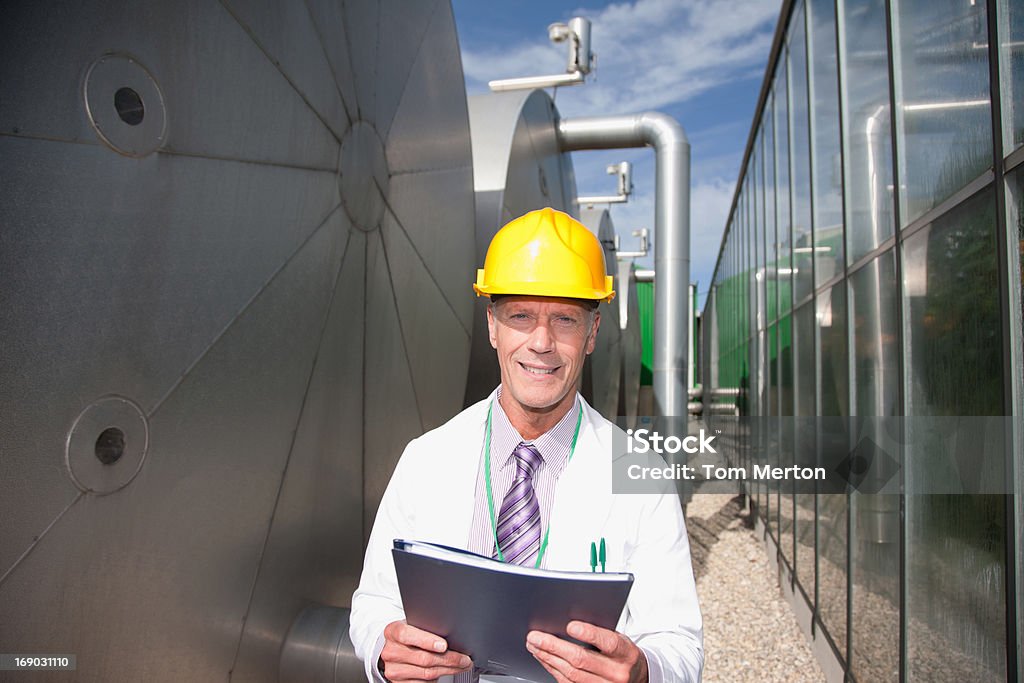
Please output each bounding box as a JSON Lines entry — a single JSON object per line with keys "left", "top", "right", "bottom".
{"left": 65, "top": 395, "right": 150, "bottom": 495}
{"left": 84, "top": 53, "right": 166, "bottom": 157}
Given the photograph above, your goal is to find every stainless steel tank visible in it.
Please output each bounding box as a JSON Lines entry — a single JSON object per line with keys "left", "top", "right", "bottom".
{"left": 0, "top": 1, "right": 474, "bottom": 680}
{"left": 462, "top": 89, "right": 579, "bottom": 405}
{"left": 579, "top": 207, "right": 622, "bottom": 418}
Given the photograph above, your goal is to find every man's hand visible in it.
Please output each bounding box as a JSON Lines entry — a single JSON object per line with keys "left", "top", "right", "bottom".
{"left": 526, "top": 620, "right": 649, "bottom": 683}
{"left": 378, "top": 620, "right": 473, "bottom": 682}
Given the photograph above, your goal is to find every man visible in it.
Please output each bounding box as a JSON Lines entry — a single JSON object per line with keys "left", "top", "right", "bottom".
{"left": 350, "top": 208, "right": 703, "bottom": 682}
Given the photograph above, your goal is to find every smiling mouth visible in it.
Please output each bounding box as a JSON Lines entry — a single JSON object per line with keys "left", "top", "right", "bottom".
{"left": 519, "top": 362, "right": 559, "bottom": 376}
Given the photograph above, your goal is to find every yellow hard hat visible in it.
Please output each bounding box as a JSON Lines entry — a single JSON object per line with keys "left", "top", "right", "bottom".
{"left": 473, "top": 207, "right": 615, "bottom": 303}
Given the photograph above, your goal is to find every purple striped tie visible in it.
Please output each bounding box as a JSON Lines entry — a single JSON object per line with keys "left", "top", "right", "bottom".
{"left": 493, "top": 442, "right": 543, "bottom": 566}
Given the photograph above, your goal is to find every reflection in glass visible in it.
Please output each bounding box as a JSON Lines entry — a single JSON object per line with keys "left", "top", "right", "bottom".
{"left": 778, "top": 314, "right": 795, "bottom": 569}
{"left": 808, "top": 0, "right": 845, "bottom": 287}
{"left": 818, "top": 282, "right": 848, "bottom": 417}
{"left": 780, "top": 313, "right": 795, "bottom": 420}
{"left": 817, "top": 491, "right": 848, "bottom": 661}
{"left": 892, "top": 0, "right": 992, "bottom": 225}
{"left": 796, "top": 302, "right": 816, "bottom": 418}
{"left": 768, "top": 323, "right": 779, "bottom": 419}
{"left": 904, "top": 193, "right": 1001, "bottom": 414}
{"left": 775, "top": 53, "right": 794, "bottom": 318}
{"left": 789, "top": 2, "right": 815, "bottom": 302}
{"left": 754, "top": 133, "right": 768, "bottom": 417}
{"left": 1010, "top": 169, "right": 1024, "bottom": 396}
{"left": 851, "top": 252, "right": 899, "bottom": 417}
{"left": 739, "top": 187, "right": 748, "bottom": 397}
{"left": 754, "top": 135, "right": 764, "bottom": 339}
{"left": 817, "top": 281, "right": 848, "bottom": 658}
{"left": 764, "top": 102, "right": 779, "bottom": 325}
{"left": 745, "top": 174, "right": 754, "bottom": 363}
{"left": 849, "top": 252, "right": 900, "bottom": 681}
{"left": 839, "top": 0, "right": 895, "bottom": 262}
{"left": 903, "top": 189, "right": 1007, "bottom": 679}
{"left": 741, "top": 175, "right": 751, "bottom": 411}
{"left": 716, "top": 242, "right": 740, "bottom": 392}
{"left": 767, "top": 323, "right": 779, "bottom": 534}
{"left": 794, "top": 302, "right": 816, "bottom": 596}
{"left": 997, "top": 0, "right": 1024, "bottom": 150}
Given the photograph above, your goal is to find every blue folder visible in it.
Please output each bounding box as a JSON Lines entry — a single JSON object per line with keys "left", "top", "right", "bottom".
{"left": 392, "top": 539, "right": 634, "bottom": 682}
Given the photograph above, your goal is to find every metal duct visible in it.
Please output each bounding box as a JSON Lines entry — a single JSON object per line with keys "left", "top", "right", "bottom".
{"left": 464, "top": 89, "right": 578, "bottom": 406}
{"left": 279, "top": 606, "right": 363, "bottom": 683}
{"left": 0, "top": 1, "right": 474, "bottom": 680}
{"left": 558, "top": 113, "right": 691, "bottom": 418}
{"left": 579, "top": 207, "right": 623, "bottom": 418}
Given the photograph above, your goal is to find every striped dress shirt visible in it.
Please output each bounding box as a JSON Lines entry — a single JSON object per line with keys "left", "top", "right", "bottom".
{"left": 466, "top": 386, "right": 580, "bottom": 561}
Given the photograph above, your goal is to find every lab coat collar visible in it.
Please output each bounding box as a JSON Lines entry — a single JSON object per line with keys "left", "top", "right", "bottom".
{"left": 491, "top": 386, "right": 580, "bottom": 472}
{"left": 434, "top": 391, "right": 615, "bottom": 565}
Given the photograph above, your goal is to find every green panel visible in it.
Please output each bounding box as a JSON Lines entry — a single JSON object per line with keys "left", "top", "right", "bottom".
{"left": 637, "top": 279, "right": 701, "bottom": 390}
{"left": 637, "top": 279, "right": 654, "bottom": 385}
{"left": 716, "top": 268, "right": 743, "bottom": 358}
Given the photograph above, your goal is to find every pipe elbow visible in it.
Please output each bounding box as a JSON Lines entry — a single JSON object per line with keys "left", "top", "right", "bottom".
{"left": 636, "top": 112, "right": 688, "bottom": 148}
{"left": 557, "top": 112, "right": 688, "bottom": 151}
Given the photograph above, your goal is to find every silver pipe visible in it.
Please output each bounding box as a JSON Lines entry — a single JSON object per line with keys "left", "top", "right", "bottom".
{"left": 634, "top": 268, "right": 655, "bottom": 283}
{"left": 489, "top": 71, "right": 585, "bottom": 92}
{"left": 558, "top": 113, "right": 690, "bottom": 417}
{"left": 575, "top": 193, "right": 629, "bottom": 205}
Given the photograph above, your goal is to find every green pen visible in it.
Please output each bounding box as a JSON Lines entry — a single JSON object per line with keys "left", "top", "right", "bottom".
{"left": 599, "top": 537, "right": 606, "bottom": 573}
{"left": 590, "top": 541, "right": 597, "bottom": 572}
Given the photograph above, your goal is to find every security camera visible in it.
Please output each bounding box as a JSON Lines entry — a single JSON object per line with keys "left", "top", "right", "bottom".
{"left": 548, "top": 22, "right": 572, "bottom": 43}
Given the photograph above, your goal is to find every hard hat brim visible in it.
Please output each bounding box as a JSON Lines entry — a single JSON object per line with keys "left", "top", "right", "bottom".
{"left": 474, "top": 273, "right": 615, "bottom": 303}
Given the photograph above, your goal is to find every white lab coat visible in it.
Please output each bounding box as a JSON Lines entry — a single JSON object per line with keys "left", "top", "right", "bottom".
{"left": 350, "top": 393, "right": 704, "bottom": 682}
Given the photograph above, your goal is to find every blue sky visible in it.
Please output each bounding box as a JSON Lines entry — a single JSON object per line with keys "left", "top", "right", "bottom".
{"left": 451, "top": 0, "right": 782, "bottom": 305}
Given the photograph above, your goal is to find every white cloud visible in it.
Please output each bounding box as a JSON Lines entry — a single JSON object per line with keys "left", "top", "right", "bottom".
{"left": 461, "top": 0, "right": 780, "bottom": 118}
{"left": 689, "top": 177, "right": 736, "bottom": 289}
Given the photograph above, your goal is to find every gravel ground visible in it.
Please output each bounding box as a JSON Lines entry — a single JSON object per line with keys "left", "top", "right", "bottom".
{"left": 686, "top": 494, "right": 823, "bottom": 682}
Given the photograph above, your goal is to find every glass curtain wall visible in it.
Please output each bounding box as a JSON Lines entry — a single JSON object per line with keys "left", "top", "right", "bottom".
{"left": 701, "top": 0, "right": 1022, "bottom": 679}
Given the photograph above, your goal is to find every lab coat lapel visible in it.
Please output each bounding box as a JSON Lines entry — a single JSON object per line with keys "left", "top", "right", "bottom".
{"left": 429, "top": 401, "right": 488, "bottom": 549}
{"left": 545, "top": 407, "right": 614, "bottom": 572}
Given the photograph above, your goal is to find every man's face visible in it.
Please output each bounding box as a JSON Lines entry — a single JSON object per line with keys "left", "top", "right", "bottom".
{"left": 487, "top": 296, "right": 600, "bottom": 414}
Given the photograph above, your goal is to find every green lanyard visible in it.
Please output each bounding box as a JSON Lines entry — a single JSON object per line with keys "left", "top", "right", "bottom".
{"left": 483, "top": 399, "right": 583, "bottom": 568}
